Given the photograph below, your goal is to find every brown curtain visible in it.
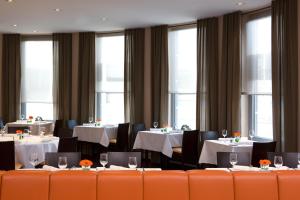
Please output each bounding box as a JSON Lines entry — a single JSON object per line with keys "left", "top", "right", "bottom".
{"left": 78, "top": 32, "right": 95, "bottom": 123}
{"left": 124, "top": 28, "right": 145, "bottom": 123}
{"left": 1, "top": 34, "right": 21, "bottom": 122}
{"left": 219, "top": 12, "right": 241, "bottom": 134}
{"left": 196, "top": 18, "right": 219, "bottom": 131}
{"left": 53, "top": 33, "right": 73, "bottom": 120}
{"left": 151, "top": 25, "right": 169, "bottom": 128}
{"left": 272, "top": 0, "right": 298, "bottom": 151}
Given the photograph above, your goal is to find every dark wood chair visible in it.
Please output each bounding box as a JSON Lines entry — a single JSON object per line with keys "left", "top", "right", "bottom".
{"left": 57, "top": 128, "right": 73, "bottom": 138}
{"left": 45, "top": 152, "right": 81, "bottom": 168}
{"left": 267, "top": 152, "right": 299, "bottom": 168}
{"left": 58, "top": 137, "right": 78, "bottom": 152}
{"left": 217, "top": 152, "right": 251, "bottom": 168}
{"left": 66, "top": 120, "right": 78, "bottom": 130}
{"left": 198, "top": 131, "right": 219, "bottom": 168}
{"left": 107, "top": 152, "right": 142, "bottom": 168}
{"left": 171, "top": 130, "right": 199, "bottom": 169}
{"left": 0, "top": 141, "right": 16, "bottom": 170}
{"left": 53, "top": 119, "right": 64, "bottom": 137}
{"left": 109, "top": 123, "right": 130, "bottom": 151}
{"left": 251, "top": 141, "right": 276, "bottom": 167}
{"left": 130, "top": 123, "right": 145, "bottom": 150}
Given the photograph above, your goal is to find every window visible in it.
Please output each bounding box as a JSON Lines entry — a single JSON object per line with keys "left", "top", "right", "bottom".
{"left": 21, "top": 37, "right": 54, "bottom": 120}
{"left": 168, "top": 27, "right": 197, "bottom": 129}
{"left": 95, "top": 34, "right": 124, "bottom": 124}
{"left": 241, "top": 10, "right": 272, "bottom": 139}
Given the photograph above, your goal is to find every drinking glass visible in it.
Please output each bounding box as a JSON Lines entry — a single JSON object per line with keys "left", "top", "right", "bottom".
{"left": 29, "top": 152, "right": 39, "bottom": 168}
{"left": 229, "top": 153, "right": 238, "bottom": 168}
{"left": 128, "top": 157, "right": 137, "bottom": 169}
{"left": 21, "top": 114, "right": 25, "bottom": 120}
{"left": 100, "top": 153, "right": 108, "bottom": 168}
{"left": 222, "top": 129, "right": 228, "bottom": 138}
{"left": 153, "top": 122, "right": 158, "bottom": 128}
{"left": 58, "top": 156, "right": 68, "bottom": 169}
{"left": 274, "top": 155, "right": 283, "bottom": 168}
{"left": 89, "top": 117, "right": 93, "bottom": 124}
{"left": 0, "top": 128, "right": 5, "bottom": 137}
{"left": 249, "top": 130, "right": 254, "bottom": 140}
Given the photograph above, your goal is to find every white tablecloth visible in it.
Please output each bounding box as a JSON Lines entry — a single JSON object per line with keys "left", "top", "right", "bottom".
{"left": 0, "top": 134, "right": 59, "bottom": 168}
{"left": 5, "top": 121, "right": 53, "bottom": 135}
{"left": 73, "top": 125, "right": 118, "bottom": 147}
{"left": 199, "top": 139, "right": 253, "bottom": 165}
{"left": 133, "top": 131, "right": 183, "bottom": 157}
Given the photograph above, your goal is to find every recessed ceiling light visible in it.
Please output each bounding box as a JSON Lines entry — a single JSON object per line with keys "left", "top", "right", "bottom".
{"left": 54, "top": 8, "right": 61, "bottom": 12}
{"left": 6, "top": 0, "right": 13, "bottom": 3}
{"left": 33, "top": 30, "right": 38, "bottom": 33}
{"left": 236, "top": 2, "right": 245, "bottom": 6}
{"left": 12, "top": 24, "right": 17, "bottom": 27}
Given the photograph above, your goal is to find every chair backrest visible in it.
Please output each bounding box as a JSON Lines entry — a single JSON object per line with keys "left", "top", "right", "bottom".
{"left": 130, "top": 123, "right": 145, "bottom": 149}
{"left": 53, "top": 120, "right": 64, "bottom": 137}
{"left": 7, "top": 126, "right": 30, "bottom": 134}
{"left": 199, "top": 131, "right": 219, "bottom": 153}
{"left": 45, "top": 152, "right": 81, "bottom": 168}
{"left": 0, "top": 141, "right": 15, "bottom": 170}
{"left": 251, "top": 141, "right": 276, "bottom": 167}
{"left": 107, "top": 152, "right": 142, "bottom": 168}
{"left": 182, "top": 130, "right": 199, "bottom": 165}
{"left": 57, "top": 128, "right": 73, "bottom": 138}
{"left": 117, "top": 123, "right": 130, "bottom": 151}
{"left": 66, "top": 120, "right": 78, "bottom": 130}
{"left": 58, "top": 137, "right": 78, "bottom": 152}
{"left": 267, "top": 152, "right": 299, "bottom": 168}
{"left": 217, "top": 152, "right": 251, "bottom": 168}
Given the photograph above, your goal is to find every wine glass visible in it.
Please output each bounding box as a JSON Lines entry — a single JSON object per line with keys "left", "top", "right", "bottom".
{"left": 100, "top": 153, "right": 108, "bottom": 168}
{"left": 58, "top": 156, "right": 68, "bottom": 169}
{"left": 29, "top": 152, "right": 39, "bottom": 168}
{"left": 153, "top": 122, "right": 158, "bottom": 129}
{"left": 274, "top": 155, "right": 283, "bottom": 168}
{"left": 128, "top": 157, "right": 137, "bottom": 169}
{"left": 222, "top": 129, "right": 228, "bottom": 138}
{"left": 249, "top": 130, "right": 254, "bottom": 140}
{"left": 0, "top": 127, "right": 5, "bottom": 137}
{"left": 21, "top": 114, "right": 25, "bottom": 120}
{"left": 229, "top": 153, "right": 238, "bottom": 168}
{"left": 89, "top": 117, "right": 93, "bottom": 124}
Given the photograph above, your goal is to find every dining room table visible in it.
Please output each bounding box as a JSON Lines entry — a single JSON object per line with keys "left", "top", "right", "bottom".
{"left": 199, "top": 138, "right": 253, "bottom": 165}
{"left": 73, "top": 125, "right": 118, "bottom": 147}
{"left": 5, "top": 120, "right": 54, "bottom": 135}
{"left": 0, "top": 134, "right": 59, "bottom": 168}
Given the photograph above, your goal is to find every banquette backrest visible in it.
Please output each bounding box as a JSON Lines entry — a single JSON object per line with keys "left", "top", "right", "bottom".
{"left": 0, "top": 170, "right": 299, "bottom": 200}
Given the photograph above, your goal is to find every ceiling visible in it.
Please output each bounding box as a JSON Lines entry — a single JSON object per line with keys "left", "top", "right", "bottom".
{"left": 0, "top": 0, "right": 271, "bottom": 34}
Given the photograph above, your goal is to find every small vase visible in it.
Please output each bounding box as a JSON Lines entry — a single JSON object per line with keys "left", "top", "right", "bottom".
{"left": 82, "top": 166, "right": 91, "bottom": 171}
{"left": 260, "top": 164, "right": 269, "bottom": 170}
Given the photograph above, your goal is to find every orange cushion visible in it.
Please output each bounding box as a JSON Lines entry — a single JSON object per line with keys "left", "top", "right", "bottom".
{"left": 276, "top": 171, "right": 300, "bottom": 200}
{"left": 188, "top": 170, "right": 234, "bottom": 200}
{"left": 50, "top": 171, "right": 97, "bottom": 200}
{"left": 233, "top": 172, "right": 278, "bottom": 200}
{"left": 144, "top": 171, "right": 189, "bottom": 200}
{"left": 97, "top": 171, "right": 143, "bottom": 200}
{"left": 1, "top": 171, "right": 50, "bottom": 200}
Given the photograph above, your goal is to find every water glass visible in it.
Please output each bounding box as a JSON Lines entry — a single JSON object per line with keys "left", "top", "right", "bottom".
{"left": 100, "top": 153, "right": 108, "bottom": 168}
{"left": 89, "top": 117, "right": 93, "bottom": 124}
{"left": 153, "top": 122, "right": 158, "bottom": 128}
{"left": 222, "top": 129, "right": 228, "bottom": 138}
{"left": 128, "top": 157, "right": 137, "bottom": 169}
{"left": 29, "top": 152, "right": 39, "bottom": 168}
{"left": 58, "top": 156, "right": 68, "bottom": 169}
{"left": 229, "top": 153, "right": 238, "bottom": 167}
{"left": 274, "top": 155, "right": 283, "bottom": 168}
{"left": 249, "top": 130, "right": 254, "bottom": 140}
{"left": 21, "top": 114, "right": 25, "bottom": 120}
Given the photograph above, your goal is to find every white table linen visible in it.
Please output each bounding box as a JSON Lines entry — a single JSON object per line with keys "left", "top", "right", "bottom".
{"left": 133, "top": 131, "right": 183, "bottom": 157}
{"left": 5, "top": 121, "right": 53, "bottom": 135}
{"left": 199, "top": 139, "right": 253, "bottom": 165}
{"left": 0, "top": 134, "right": 59, "bottom": 168}
{"left": 73, "top": 125, "right": 118, "bottom": 147}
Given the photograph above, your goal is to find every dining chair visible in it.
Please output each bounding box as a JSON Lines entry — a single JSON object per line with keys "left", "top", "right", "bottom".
{"left": 45, "top": 152, "right": 81, "bottom": 168}
{"left": 109, "top": 123, "right": 130, "bottom": 151}
{"left": 57, "top": 128, "right": 73, "bottom": 138}
{"left": 171, "top": 130, "right": 200, "bottom": 169}
{"left": 251, "top": 141, "right": 276, "bottom": 167}
{"left": 0, "top": 141, "right": 22, "bottom": 170}
{"left": 217, "top": 152, "right": 251, "bottom": 168}
{"left": 58, "top": 137, "right": 78, "bottom": 152}
{"left": 66, "top": 119, "right": 78, "bottom": 130}
{"left": 53, "top": 119, "right": 64, "bottom": 137}
{"left": 198, "top": 131, "right": 219, "bottom": 168}
{"left": 267, "top": 152, "right": 299, "bottom": 168}
{"left": 107, "top": 152, "right": 142, "bottom": 168}
{"left": 130, "top": 123, "right": 146, "bottom": 150}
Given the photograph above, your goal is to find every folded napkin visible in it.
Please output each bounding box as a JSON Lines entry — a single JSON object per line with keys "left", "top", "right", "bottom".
{"left": 230, "top": 165, "right": 260, "bottom": 171}
{"left": 205, "top": 168, "right": 230, "bottom": 171}
{"left": 149, "top": 128, "right": 161, "bottom": 132}
{"left": 269, "top": 166, "right": 290, "bottom": 171}
{"left": 109, "top": 165, "right": 135, "bottom": 170}
{"left": 143, "top": 168, "right": 162, "bottom": 171}
{"left": 218, "top": 138, "right": 232, "bottom": 141}
{"left": 42, "top": 165, "right": 59, "bottom": 171}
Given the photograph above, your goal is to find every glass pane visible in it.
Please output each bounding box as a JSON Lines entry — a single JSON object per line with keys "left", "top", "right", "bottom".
{"left": 173, "top": 94, "right": 196, "bottom": 129}
{"left": 21, "top": 40, "right": 53, "bottom": 119}
{"left": 95, "top": 35, "right": 124, "bottom": 123}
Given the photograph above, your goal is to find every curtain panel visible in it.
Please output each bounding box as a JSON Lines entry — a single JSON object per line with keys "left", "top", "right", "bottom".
{"left": 53, "top": 33, "right": 73, "bottom": 121}
{"left": 219, "top": 12, "right": 241, "bottom": 135}
{"left": 1, "top": 34, "right": 21, "bottom": 122}
{"left": 78, "top": 32, "right": 96, "bottom": 123}
{"left": 151, "top": 25, "right": 169, "bottom": 128}
{"left": 272, "top": 0, "right": 298, "bottom": 151}
{"left": 196, "top": 17, "right": 219, "bottom": 131}
{"left": 124, "top": 28, "right": 145, "bottom": 124}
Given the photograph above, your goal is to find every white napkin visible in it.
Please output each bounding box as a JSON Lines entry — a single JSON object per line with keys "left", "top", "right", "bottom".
{"left": 230, "top": 165, "right": 260, "bottom": 171}
{"left": 269, "top": 166, "right": 290, "bottom": 171}
{"left": 205, "top": 168, "right": 230, "bottom": 171}
{"left": 109, "top": 165, "right": 135, "bottom": 170}
{"left": 42, "top": 165, "right": 59, "bottom": 171}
